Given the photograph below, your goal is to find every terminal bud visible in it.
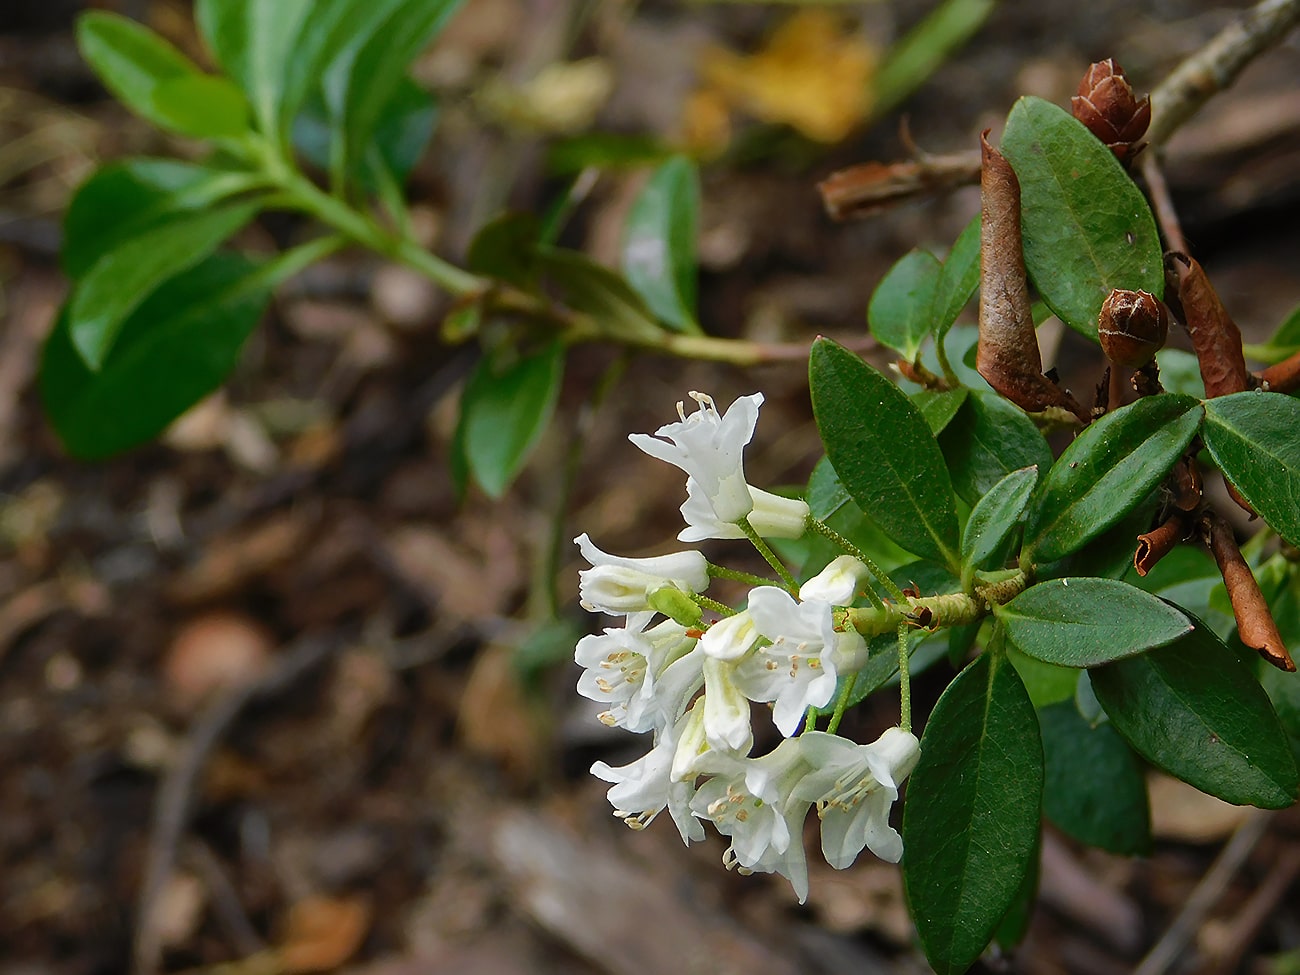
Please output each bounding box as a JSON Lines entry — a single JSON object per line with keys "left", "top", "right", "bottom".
{"left": 1098, "top": 288, "right": 1168, "bottom": 368}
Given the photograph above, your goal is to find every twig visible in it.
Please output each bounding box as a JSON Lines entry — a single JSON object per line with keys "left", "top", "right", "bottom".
{"left": 1132, "top": 809, "right": 1275, "bottom": 975}
{"left": 131, "top": 633, "right": 347, "bottom": 975}
{"left": 1138, "top": 153, "right": 1187, "bottom": 254}
{"left": 1145, "top": 0, "right": 1300, "bottom": 148}
{"left": 1205, "top": 843, "right": 1300, "bottom": 975}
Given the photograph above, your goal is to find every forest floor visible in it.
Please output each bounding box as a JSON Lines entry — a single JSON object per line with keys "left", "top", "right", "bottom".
{"left": 3, "top": 2, "right": 1300, "bottom": 973}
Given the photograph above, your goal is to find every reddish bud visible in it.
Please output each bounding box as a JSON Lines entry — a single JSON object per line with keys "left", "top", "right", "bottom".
{"left": 1098, "top": 288, "right": 1169, "bottom": 368}
{"left": 1071, "top": 59, "right": 1151, "bottom": 164}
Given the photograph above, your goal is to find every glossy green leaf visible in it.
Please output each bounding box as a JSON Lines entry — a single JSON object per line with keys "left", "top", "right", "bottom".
{"left": 939, "top": 389, "right": 1052, "bottom": 507}
{"left": 932, "top": 213, "right": 981, "bottom": 337}
{"left": 998, "top": 577, "right": 1191, "bottom": 667}
{"left": 912, "top": 388, "right": 968, "bottom": 436}
{"left": 67, "top": 201, "right": 261, "bottom": 370}
{"left": 537, "top": 248, "right": 662, "bottom": 342}
{"left": 1025, "top": 394, "right": 1202, "bottom": 564}
{"left": 77, "top": 11, "right": 249, "bottom": 138}
{"left": 802, "top": 458, "right": 914, "bottom": 579}
{"left": 868, "top": 249, "right": 941, "bottom": 359}
{"left": 1006, "top": 646, "right": 1078, "bottom": 709}
{"left": 1090, "top": 620, "right": 1298, "bottom": 808}
{"left": 1039, "top": 701, "right": 1150, "bottom": 855}
{"left": 1000, "top": 96, "right": 1163, "bottom": 338}
{"left": 458, "top": 342, "right": 565, "bottom": 498}
{"left": 961, "top": 465, "right": 1038, "bottom": 584}
{"left": 903, "top": 651, "right": 1042, "bottom": 975}
{"left": 622, "top": 156, "right": 699, "bottom": 333}
{"left": 62, "top": 160, "right": 259, "bottom": 279}
{"left": 993, "top": 833, "right": 1039, "bottom": 952}
{"left": 1203, "top": 392, "right": 1300, "bottom": 548}
{"left": 41, "top": 254, "right": 271, "bottom": 459}
{"left": 1035, "top": 491, "right": 1159, "bottom": 583}
{"left": 810, "top": 339, "right": 959, "bottom": 568}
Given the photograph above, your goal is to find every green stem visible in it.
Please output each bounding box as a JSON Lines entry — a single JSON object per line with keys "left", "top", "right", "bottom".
{"left": 896, "top": 622, "right": 912, "bottom": 733}
{"left": 826, "top": 671, "right": 858, "bottom": 735}
{"left": 693, "top": 593, "right": 738, "bottom": 618}
{"left": 805, "top": 515, "right": 905, "bottom": 604}
{"left": 845, "top": 568, "right": 1027, "bottom": 639}
{"left": 738, "top": 518, "right": 799, "bottom": 593}
{"left": 707, "top": 563, "right": 779, "bottom": 588}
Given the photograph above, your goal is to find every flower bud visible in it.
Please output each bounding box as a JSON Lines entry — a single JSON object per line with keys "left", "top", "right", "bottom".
{"left": 1098, "top": 288, "right": 1169, "bottom": 368}
{"left": 1071, "top": 59, "right": 1151, "bottom": 164}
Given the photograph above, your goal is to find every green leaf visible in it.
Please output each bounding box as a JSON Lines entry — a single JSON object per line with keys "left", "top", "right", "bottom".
{"left": 810, "top": 338, "right": 960, "bottom": 568}
{"left": 77, "top": 11, "right": 249, "bottom": 138}
{"left": 41, "top": 254, "right": 271, "bottom": 459}
{"left": 1000, "top": 96, "right": 1163, "bottom": 338}
{"left": 459, "top": 342, "right": 565, "bottom": 498}
{"left": 467, "top": 213, "right": 542, "bottom": 287}
{"left": 243, "top": 0, "right": 314, "bottom": 136}
{"left": 196, "top": 0, "right": 249, "bottom": 84}
{"left": 998, "top": 577, "right": 1191, "bottom": 667}
{"left": 1038, "top": 701, "right": 1150, "bottom": 855}
{"left": 868, "top": 249, "right": 942, "bottom": 360}
{"left": 546, "top": 133, "right": 674, "bottom": 174}
{"left": 1035, "top": 490, "right": 1159, "bottom": 583}
{"left": 537, "top": 247, "right": 663, "bottom": 342}
{"left": 903, "top": 651, "right": 1042, "bottom": 975}
{"left": 912, "top": 388, "right": 968, "bottom": 436}
{"left": 802, "top": 458, "right": 914, "bottom": 579}
{"left": 1090, "top": 620, "right": 1298, "bottom": 808}
{"left": 1025, "top": 394, "right": 1203, "bottom": 564}
{"left": 1007, "top": 646, "right": 1078, "bottom": 709}
{"left": 961, "top": 465, "right": 1038, "bottom": 584}
{"left": 622, "top": 156, "right": 699, "bottom": 333}
{"left": 1203, "top": 392, "right": 1300, "bottom": 548}
{"left": 66, "top": 201, "right": 261, "bottom": 370}
{"left": 932, "top": 213, "right": 981, "bottom": 337}
{"left": 62, "top": 160, "right": 259, "bottom": 280}
{"left": 939, "top": 389, "right": 1052, "bottom": 507}
{"left": 993, "top": 833, "right": 1039, "bottom": 952}
{"left": 1244, "top": 303, "right": 1300, "bottom": 364}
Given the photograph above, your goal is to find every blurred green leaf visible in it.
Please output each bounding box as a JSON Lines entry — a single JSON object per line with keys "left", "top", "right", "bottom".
{"left": 67, "top": 201, "right": 261, "bottom": 370}
{"left": 622, "top": 156, "right": 700, "bottom": 333}
{"left": 1244, "top": 303, "right": 1300, "bottom": 364}
{"left": 457, "top": 342, "right": 565, "bottom": 498}
{"left": 467, "top": 213, "right": 542, "bottom": 288}
{"left": 78, "top": 11, "right": 249, "bottom": 138}
{"left": 546, "top": 133, "right": 674, "bottom": 174}
{"left": 537, "top": 247, "right": 662, "bottom": 341}
{"left": 42, "top": 254, "right": 271, "bottom": 458}
{"left": 810, "top": 339, "right": 959, "bottom": 568}
{"left": 1000, "top": 96, "right": 1162, "bottom": 338}
{"left": 903, "top": 650, "right": 1042, "bottom": 975}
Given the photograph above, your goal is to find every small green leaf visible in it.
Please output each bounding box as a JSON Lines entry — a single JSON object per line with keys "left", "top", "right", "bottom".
{"left": 932, "top": 213, "right": 981, "bottom": 337}
{"left": 41, "top": 254, "right": 271, "bottom": 459}
{"left": 459, "top": 342, "right": 565, "bottom": 498}
{"left": 537, "top": 248, "right": 662, "bottom": 342}
{"left": 1090, "top": 620, "right": 1298, "bottom": 808}
{"left": 77, "top": 12, "right": 249, "bottom": 138}
{"left": 1025, "top": 394, "right": 1202, "bottom": 564}
{"left": 1000, "top": 96, "right": 1163, "bottom": 338}
{"left": 1203, "top": 392, "right": 1300, "bottom": 548}
{"left": 961, "top": 465, "right": 1038, "bottom": 584}
{"left": 546, "top": 133, "right": 674, "bottom": 174}
{"left": 810, "top": 339, "right": 959, "bottom": 568}
{"left": 1007, "top": 646, "right": 1078, "bottom": 709}
{"left": 622, "top": 156, "right": 699, "bottom": 333}
{"left": 1244, "top": 303, "right": 1300, "bottom": 364}
{"left": 912, "top": 388, "right": 968, "bottom": 436}
{"left": 62, "top": 160, "right": 258, "bottom": 279}
{"left": 196, "top": 0, "right": 249, "bottom": 83}
{"left": 67, "top": 201, "right": 261, "bottom": 370}
{"left": 243, "top": 0, "right": 314, "bottom": 136}
{"left": 998, "top": 578, "right": 1191, "bottom": 667}
{"left": 467, "top": 213, "right": 541, "bottom": 287}
{"left": 903, "top": 651, "right": 1042, "bottom": 975}
{"left": 1039, "top": 701, "right": 1150, "bottom": 855}
{"left": 939, "top": 389, "right": 1052, "bottom": 507}
{"left": 868, "top": 249, "right": 942, "bottom": 360}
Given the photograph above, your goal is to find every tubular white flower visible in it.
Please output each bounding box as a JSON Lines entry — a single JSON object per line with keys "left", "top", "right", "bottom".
{"left": 736, "top": 587, "right": 866, "bottom": 736}
{"left": 592, "top": 710, "right": 706, "bottom": 845}
{"left": 628, "top": 391, "right": 761, "bottom": 525}
{"left": 678, "top": 479, "right": 810, "bottom": 542}
{"left": 701, "top": 656, "right": 754, "bottom": 754}
{"left": 799, "top": 555, "right": 872, "bottom": 605}
{"left": 690, "top": 738, "right": 813, "bottom": 903}
{"left": 575, "top": 620, "right": 702, "bottom": 732}
{"left": 793, "top": 727, "right": 920, "bottom": 867}
{"left": 575, "top": 533, "right": 709, "bottom": 617}
{"left": 700, "top": 609, "right": 760, "bottom": 661}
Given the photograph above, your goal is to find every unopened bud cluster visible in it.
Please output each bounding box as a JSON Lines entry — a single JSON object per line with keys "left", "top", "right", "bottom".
{"left": 575, "top": 391, "right": 918, "bottom": 901}
{"left": 1071, "top": 59, "right": 1151, "bottom": 164}
{"left": 1098, "top": 288, "right": 1170, "bottom": 368}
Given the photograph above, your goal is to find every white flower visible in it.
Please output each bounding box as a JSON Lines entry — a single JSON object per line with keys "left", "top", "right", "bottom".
{"left": 592, "top": 711, "right": 706, "bottom": 844}
{"left": 691, "top": 738, "right": 813, "bottom": 902}
{"left": 793, "top": 727, "right": 920, "bottom": 867}
{"left": 799, "top": 555, "right": 872, "bottom": 605}
{"left": 575, "top": 533, "right": 709, "bottom": 618}
{"left": 671, "top": 696, "right": 748, "bottom": 782}
{"left": 736, "top": 587, "right": 868, "bottom": 736}
{"left": 702, "top": 656, "right": 753, "bottom": 753}
{"left": 628, "top": 391, "right": 762, "bottom": 526}
{"left": 700, "top": 609, "right": 761, "bottom": 661}
{"left": 575, "top": 620, "right": 701, "bottom": 732}
{"left": 678, "top": 479, "right": 810, "bottom": 542}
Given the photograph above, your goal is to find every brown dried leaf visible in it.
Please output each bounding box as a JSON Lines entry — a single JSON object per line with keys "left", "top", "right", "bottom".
{"left": 277, "top": 895, "right": 372, "bottom": 973}
{"left": 1166, "top": 252, "right": 1252, "bottom": 398}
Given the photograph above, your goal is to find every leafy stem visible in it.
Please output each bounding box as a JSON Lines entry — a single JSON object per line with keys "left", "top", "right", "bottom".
{"left": 806, "top": 515, "right": 903, "bottom": 606}
{"left": 738, "top": 518, "right": 799, "bottom": 593}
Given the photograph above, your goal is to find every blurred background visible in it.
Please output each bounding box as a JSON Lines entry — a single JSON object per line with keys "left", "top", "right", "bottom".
{"left": 2, "top": 2, "right": 1300, "bottom": 973}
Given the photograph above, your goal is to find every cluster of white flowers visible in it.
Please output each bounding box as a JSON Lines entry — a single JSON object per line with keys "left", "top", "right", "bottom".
{"left": 575, "top": 391, "right": 920, "bottom": 902}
